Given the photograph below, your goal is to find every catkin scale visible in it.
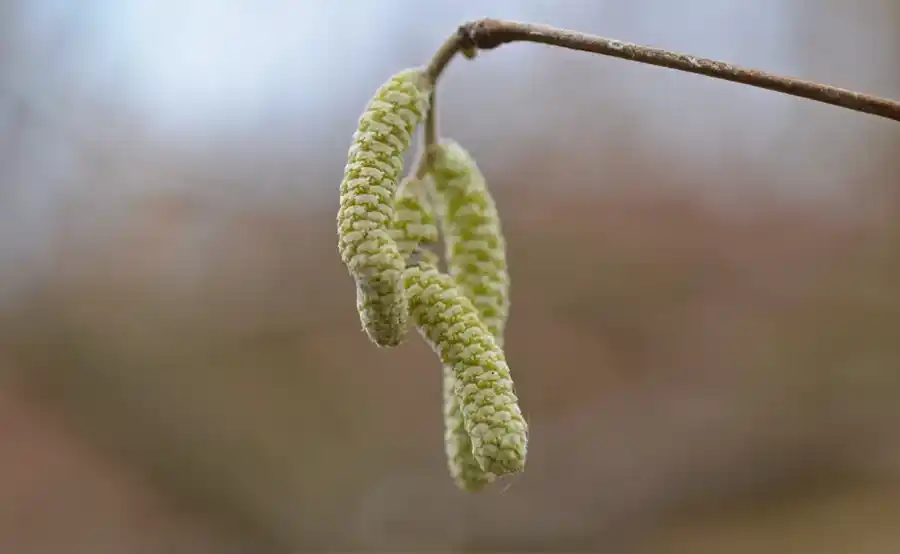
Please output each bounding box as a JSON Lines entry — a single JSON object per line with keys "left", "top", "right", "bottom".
{"left": 403, "top": 261, "right": 528, "bottom": 477}
{"left": 338, "top": 68, "right": 431, "bottom": 347}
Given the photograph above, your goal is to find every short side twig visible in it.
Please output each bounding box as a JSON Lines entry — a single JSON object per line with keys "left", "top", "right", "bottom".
{"left": 420, "top": 18, "right": 900, "bottom": 155}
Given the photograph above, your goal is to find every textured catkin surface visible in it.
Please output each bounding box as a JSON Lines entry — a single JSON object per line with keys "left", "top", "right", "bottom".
{"left": 403, "top": 261, "right": 527, "bottom": 477}
{"left": 429, "top": 139, "right": 512, "bottom": 489}
{"left": 442, "top": 365, "right": 495, "bottom": 490}
{"left": 337, "top": 68, "right": 431, "bottom": 347}
{"left": 389, "top": 164, "right": 500, "bottom": 490}
{"left": 390, "top": 176, "right": 439, "bottom": 259}
{"left": 389, "top": 174, "right": 492, "bottom": 489}
{"left": 431, "top": 140, "right": 510, "bottom": 341}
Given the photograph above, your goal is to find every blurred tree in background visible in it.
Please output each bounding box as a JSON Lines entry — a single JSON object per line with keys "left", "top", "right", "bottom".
{"left": 1, "top": 1, "right": 900, "bottom": 552}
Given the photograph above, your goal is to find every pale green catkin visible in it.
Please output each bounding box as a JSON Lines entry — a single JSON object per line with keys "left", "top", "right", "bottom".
{"left": 391, "top": 174, "right": 495, "bottom": 491}
{"left": 390, "top": 168, "right": 497, "bottom": 490}
{"left": 428, "top": 141, "right": 515, "bottom": 489}
{"left": 338, "top": 68, "right": 431, "bottom": 347}
{"left": 430, "top": 140, "right": 510, "bottom": 341}
{"left": 403, "top": 261, "right": 528, "bottom": 477}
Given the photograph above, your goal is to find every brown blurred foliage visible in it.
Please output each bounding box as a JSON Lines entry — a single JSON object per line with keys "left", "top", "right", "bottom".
{"left": 4, "top": 151, "right": 900, "bottom": 552}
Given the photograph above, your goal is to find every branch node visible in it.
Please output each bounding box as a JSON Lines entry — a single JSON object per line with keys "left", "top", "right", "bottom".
{"left": 459, "top": 19, "right": 508, "bottom": 51}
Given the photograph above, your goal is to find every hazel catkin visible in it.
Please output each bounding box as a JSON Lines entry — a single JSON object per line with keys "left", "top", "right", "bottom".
{"left": 429, "top": 139, "right": 510, "bottom": 341}
{"left": 403, "top": 260, "right": 528, "bottom": 477}
{"left": 389, "top": 173, "right": 494, "bottom": 490}
{"left": 338, "top": 68, "right": 432, "bottom": 347}
{"left": 429, "top": 139, "right": 513, "bottom": 489}
{"left": 392, "top": 141, "right": 517, "bottom": 489}
{"left": 395, "top": 185, "right": 494, "bottom": 489}
{"left": 391, "top": 166, "right": 502, "bottom": 489}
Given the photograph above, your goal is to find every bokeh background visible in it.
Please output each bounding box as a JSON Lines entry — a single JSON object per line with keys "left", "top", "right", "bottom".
{"left": 2, "top": 1, "right": 900, "bottom": 552}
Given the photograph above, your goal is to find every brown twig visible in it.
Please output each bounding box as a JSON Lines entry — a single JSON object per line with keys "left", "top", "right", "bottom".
{"left": 420, "top": 18, "right": 900, "bottom": 156}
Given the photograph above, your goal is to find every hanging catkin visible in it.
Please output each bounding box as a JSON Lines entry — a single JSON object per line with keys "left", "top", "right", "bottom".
{"left": 429, "top": 139, "right": 513, "bottom": 489}
{"left": 342, "top": 71, "right": 527, "bottom": 490}
{"left": 403, "top": 260, "right": 528, "bottom": 478}
{"left": 337, "top": 68, "right": 431, "bottom": 347}
{"left": 388, "top": 172, "right": 486, "bottom": 490}
{"left": 429, "top": 140, "right": 510, "bottom": 340}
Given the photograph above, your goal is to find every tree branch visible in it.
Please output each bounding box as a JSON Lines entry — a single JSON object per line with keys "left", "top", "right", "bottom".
{"left": 420, "top": 18, "right": 900, "bottom": 156}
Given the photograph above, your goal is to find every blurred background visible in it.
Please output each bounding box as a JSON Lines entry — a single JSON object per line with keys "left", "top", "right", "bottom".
{"left": 2, "top": 0, "right": 900, "bottom": 552}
